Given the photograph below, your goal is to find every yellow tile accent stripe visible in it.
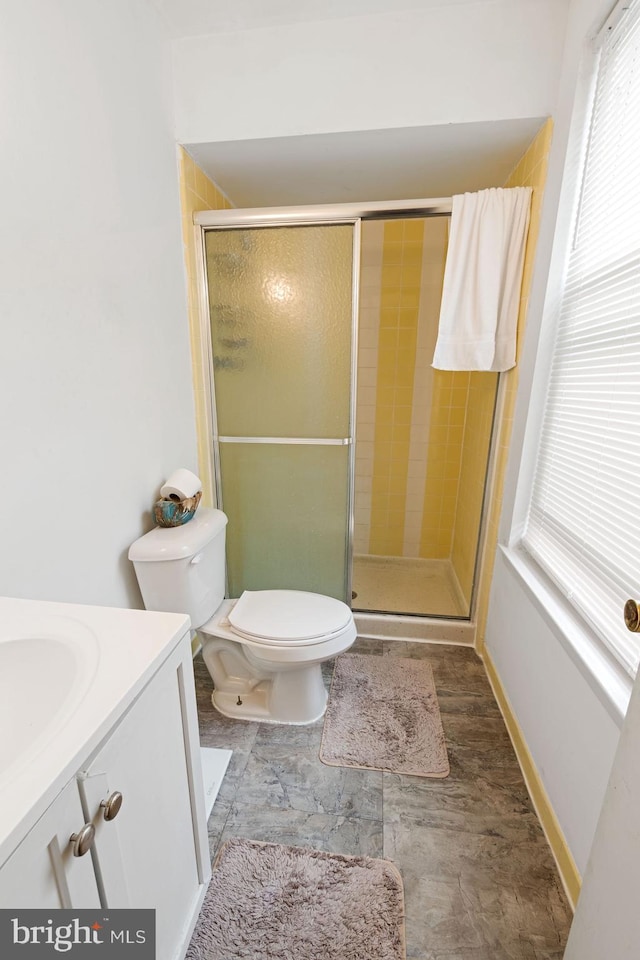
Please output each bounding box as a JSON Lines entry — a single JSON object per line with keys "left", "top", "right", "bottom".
{"left": 484, "top": 651, "right": 581, "bottom": 909}
{"left": 369, "top": 220, "right": 424, "bottom": 555}
{"left": 419, "top": 369, "right": 471, "bottom": 559}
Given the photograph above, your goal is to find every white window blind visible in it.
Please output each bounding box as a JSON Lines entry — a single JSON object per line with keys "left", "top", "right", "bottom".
{"left": 522, "top": 0, "right": 640, "bottom": 676}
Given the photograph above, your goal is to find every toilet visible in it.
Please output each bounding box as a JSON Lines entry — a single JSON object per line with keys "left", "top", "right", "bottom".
{"left": 128, "top": 507, "right": 356, "bottom": 724}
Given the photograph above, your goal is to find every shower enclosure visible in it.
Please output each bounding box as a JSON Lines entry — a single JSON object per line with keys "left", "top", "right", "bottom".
{"left": 196, "top": 201, "right": 498, "bottom": 621}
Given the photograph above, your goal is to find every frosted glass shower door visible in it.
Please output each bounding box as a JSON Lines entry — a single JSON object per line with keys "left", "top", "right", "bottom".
{"left": 205, "top": 223, "right": 356, "bottom": 601}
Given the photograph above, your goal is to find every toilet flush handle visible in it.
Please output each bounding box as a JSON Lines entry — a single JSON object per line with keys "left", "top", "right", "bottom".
{"left": 190, "top": 554, "right": 201, "bottom": 565}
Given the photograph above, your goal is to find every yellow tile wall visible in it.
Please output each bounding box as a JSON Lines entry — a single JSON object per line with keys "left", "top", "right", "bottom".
{"left": 369, "top": 220, "right": 424, "bottom": 555}
{"left": 419, "top": 369, "right": 469, "bottom": 559}
{"left": 177, "top": 147, "right": 233, "bottom": 506}
{"left": 450, "top": 371, "right": 499, "bottom": 603}
{"left": 475, "top": 119, "right": 554, "bottom": 649}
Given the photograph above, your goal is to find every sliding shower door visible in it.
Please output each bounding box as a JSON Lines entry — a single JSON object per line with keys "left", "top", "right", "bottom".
{"left": 204, "top": 223, "right": 357, "bottom": 602}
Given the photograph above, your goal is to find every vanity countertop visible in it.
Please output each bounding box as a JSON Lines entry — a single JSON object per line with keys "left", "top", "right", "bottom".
{"left": 0, "top": 596, "right": 190, "bottom": 866}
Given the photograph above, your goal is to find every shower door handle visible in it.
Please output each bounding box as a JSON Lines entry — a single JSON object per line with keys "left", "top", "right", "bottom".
{"left": 218, "top": 436, "right": 352, "bottom": 445}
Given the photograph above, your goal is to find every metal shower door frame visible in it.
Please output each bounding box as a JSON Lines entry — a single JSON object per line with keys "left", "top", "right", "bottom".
{"left": 194, "top": 214, "right": 362, "bottom": 603}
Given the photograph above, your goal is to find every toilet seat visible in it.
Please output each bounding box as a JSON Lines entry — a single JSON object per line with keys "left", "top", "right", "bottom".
{"left": 227, "top": 589, "right": 353, "bottom": 647}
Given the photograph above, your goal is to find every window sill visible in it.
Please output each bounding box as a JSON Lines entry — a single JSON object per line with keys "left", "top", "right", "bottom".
{"left": 499, "top": 544, "right": 632, "bottom": 728}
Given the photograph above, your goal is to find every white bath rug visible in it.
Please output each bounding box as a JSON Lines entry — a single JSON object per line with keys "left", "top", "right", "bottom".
{"left": 187, "top": 838, "right": 406, "bottom": 960}
{"left": 320, "top": 653, "right": 449, "bottom": 778}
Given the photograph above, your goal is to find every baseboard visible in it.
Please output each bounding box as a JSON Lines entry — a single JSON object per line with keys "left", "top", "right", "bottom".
{"left": 354, "top": 612, "right": 475, "bottom": 644}
{"left": 483, "top": 651, "right": 582, "bottom": 910}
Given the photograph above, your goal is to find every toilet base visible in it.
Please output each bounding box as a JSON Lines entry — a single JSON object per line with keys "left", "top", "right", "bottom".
{"left": 201, "top": 615, "right": 353, "bottom": 724}
{"left": 211, "top": 676, "right": 328, "bottom": 726}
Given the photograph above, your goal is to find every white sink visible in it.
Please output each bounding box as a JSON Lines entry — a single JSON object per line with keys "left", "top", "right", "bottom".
{"left": 0, "top": 615, "right": 99, "bottom": 787}
{"left": 0, "top": 595, "right": 190, "bottom": 864}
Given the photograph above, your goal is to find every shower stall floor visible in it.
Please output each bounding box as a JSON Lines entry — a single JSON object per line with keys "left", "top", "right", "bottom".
{"left": 352, "top": 554, "right": 468, "bottom": 617}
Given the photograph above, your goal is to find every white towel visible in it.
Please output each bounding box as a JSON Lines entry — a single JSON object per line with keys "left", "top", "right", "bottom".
{"left": 432, "top": 187, "right": 532, "bottom": 372}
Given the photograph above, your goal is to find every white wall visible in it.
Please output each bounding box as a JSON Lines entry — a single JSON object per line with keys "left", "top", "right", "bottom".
{"left": 0, "top": 0, "right": 197, "bottom": 609}
{"left": 172, "top": 0, "right": 569, "bottom": 144}
{"left": 487, "top": 553, "right": 621, "bottom": 871}
{"left": 485, "top": 0, "right": 625, "bottom": 874}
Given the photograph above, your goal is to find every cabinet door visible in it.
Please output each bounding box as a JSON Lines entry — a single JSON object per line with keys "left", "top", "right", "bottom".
{"left": 80, "top": 650, "right": 205, "bottom": 960}
{"left": 0, "top": 780, "right": 101, "bottom": 908}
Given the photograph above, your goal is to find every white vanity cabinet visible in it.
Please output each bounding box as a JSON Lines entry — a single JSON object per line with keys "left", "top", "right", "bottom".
{"left": 0, "top": 779, "right": 101, "bottom": 908}
{"left": 0, "top": 599, "right": 211, "bottom": 960}
{"left": 79, "top": 641, "right": 208, "bottom": 959}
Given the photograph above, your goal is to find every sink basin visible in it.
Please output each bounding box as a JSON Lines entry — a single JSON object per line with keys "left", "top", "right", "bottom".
{"left": 0, "top": 615, "right": 99, "bottom": 787}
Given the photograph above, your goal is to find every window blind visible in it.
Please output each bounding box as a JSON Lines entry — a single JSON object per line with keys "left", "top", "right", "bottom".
{"left": 522, "top": 0, "right": 640, "bottom": 676}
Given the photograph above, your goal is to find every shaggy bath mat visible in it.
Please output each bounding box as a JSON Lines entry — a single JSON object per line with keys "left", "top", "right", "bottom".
{"left": 186, "top": 837, "right": 406, "bottom": 960}
{"left": 320, "top": 654, "right": 449, "bottom": 778}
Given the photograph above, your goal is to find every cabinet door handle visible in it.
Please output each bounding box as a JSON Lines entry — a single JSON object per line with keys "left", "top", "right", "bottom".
{"left": 69, "top": 823, "right": 95, "bottom": 857}
{"left": 100, "top": 791, "right": 124, "bottom": 822}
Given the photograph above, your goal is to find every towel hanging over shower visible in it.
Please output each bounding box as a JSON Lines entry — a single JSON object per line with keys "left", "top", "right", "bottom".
{"left": 432, "top": 186, "right": 531, "bottom": 372}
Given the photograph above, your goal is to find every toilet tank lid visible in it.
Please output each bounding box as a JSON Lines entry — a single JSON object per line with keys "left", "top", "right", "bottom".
{"left": 128, "top": 508, "right": 228, "bottom": 562}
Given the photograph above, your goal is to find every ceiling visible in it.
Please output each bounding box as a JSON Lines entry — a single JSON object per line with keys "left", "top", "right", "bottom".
{"left": 164, "top": 0, "right": 549, "bottom": 208}
{"left": 156, "top": 0, "right": 524, "bottom": 38}
{"left": 187, "top": 118, "right": 546, "bottom": 209}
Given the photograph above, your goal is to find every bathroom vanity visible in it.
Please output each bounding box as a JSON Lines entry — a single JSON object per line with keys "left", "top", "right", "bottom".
{"left": 0, "top": 597, "right": 210, "bottom": 960}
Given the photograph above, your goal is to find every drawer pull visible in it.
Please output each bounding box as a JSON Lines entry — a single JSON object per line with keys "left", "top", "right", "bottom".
{"left": 69, "top": 823, "right": 95, "bottom": 857}
{"left": 100, "top": 791, "right": 123, "bottom": 822}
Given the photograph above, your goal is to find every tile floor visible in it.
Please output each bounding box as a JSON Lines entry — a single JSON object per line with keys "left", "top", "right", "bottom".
{"left": 194, "top": 639, "right": 572, "bottom": 960}
{"left": 352, "top": 556, "right": 468, "bottom": 618}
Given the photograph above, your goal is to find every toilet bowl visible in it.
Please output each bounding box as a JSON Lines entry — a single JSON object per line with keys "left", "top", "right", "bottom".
{"left": 128, "top": 508, "right": 356, "bottom": 725}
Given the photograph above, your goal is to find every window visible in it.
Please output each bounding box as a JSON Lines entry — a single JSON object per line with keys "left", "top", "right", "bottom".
{"left": 522, "top": 0, "right": 640, "bottom": 676}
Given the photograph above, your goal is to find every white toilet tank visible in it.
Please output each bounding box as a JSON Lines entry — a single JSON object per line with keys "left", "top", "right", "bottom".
{"left": 128, "top": 508, "right": 228, "bottom": 628}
